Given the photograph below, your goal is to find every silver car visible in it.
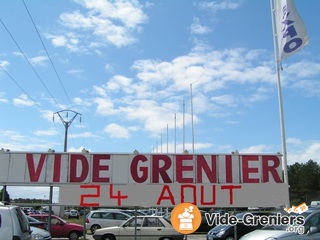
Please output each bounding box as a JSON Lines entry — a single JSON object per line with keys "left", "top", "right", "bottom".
{"left": 93, "top": 215, "right": 184, "bottom": 240}
{"left": 30, "top": 226, "right": 51, "bottom": 240}
{"left": 86, "top": 210, "right": 131, "bottom": 234}
{"left": 240, "top": 209, "right": 320, "bottom": 240}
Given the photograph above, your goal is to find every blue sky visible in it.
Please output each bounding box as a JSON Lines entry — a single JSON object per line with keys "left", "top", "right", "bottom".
{"left": 1, "top": 0, "right": 320, "bottom": 200}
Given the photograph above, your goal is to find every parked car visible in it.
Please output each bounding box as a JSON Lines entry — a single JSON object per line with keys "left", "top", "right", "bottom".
{"left": 0, "top": 202, "right": 31, "bottom": 240}
{"left": 79, "top": 208, "right": 90, "bottom": 216}
{"left": 86, "top": 209, "right": 131, "bottom": 234}
{"left": 30, "top": 226, "right": 51, "bottom": 240}
{"left": 64, "top": 209, "right": 70, "bottom": 217}
{"left": 93, "top": 215, "right": 184, "bottom": 240}
{"left": 29, "top": 214, "right": 84, "bottom": 240}
{"left": 239, "top": 209, "right": 320, "bottom": 240}
{"left": 207, "top": 211, "right": 276, "bottom": 240}
{"left": 198, "top": 210, "right": 217, "bottom": 233}
{"left": 27, "top": 215, "right": 48, "bottom": 230}
{"left": 120, "top": 209, "right": 147, "bottom": 216}
{"left": 69, "top": 209, "right": 79, "bottom": 219}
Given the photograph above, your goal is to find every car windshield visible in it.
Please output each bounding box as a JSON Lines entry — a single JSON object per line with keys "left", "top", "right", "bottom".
{"left": 162, "top": 217, "right": 172, "bottom": 226}
{"left": 51, "top": 216, "right": 66, "bottom": 224}
{"left": 28, "top": 216, "right": 41, "bottom": 222}
{"left": 123, "top": 217, "right": 143, "bottom": 227}
{"left": 235, "top": 212, "right": 246, "bottom": 219}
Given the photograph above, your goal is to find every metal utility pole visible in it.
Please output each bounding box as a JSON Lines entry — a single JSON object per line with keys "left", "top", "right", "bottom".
{"left": 50, "top": 109, "right": 81, "bottom": 233}
{"left": 190, "top": 81, "right": 198, "bottom": 154}
{"left": 53, "top": 110, "right": 82, "bottom": 152}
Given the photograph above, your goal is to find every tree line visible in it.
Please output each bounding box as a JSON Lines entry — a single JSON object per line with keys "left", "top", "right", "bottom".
{"left": 288, "top": 159, "right": 320, "bottom": 205}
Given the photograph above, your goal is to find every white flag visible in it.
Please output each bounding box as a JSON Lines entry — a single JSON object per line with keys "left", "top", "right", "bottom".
{"left": 274, "top": 0, "right": 308, "bottom": 61}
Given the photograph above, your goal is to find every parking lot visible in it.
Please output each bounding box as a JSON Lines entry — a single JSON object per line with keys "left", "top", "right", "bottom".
{"left": 52, "top": 234, "right": 207, "bottom": 240}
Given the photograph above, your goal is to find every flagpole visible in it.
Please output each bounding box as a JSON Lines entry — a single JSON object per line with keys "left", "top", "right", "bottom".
{"left": 270, "top": 0, "right": 289, "bottom": 187}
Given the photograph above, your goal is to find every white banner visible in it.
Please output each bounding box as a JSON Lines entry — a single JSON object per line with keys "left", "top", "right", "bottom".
{"left": 274, "top": 0, "right": 308, "bottom": 60}
{"left": 0, "top": 152, "right": 283, "bottom": 184}
{"left": 0, "top": 152, "right": 288, "bottom": 207}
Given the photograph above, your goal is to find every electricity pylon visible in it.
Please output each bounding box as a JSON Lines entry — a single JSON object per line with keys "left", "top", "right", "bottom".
{"left": 53, "top": 109, "right": 81, "bottom": 152}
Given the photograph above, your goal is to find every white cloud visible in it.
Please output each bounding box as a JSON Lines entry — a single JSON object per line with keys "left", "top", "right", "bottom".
{"left": 41, "top": 110, "right": 55, "bottom": 122}
{"left": 104, "top": 123, "right": 131, "bottom": 139}
{"left": 240, "top": 144, "right": 273, "bottom": 153}
{"left": 51, "top": 35, "right": 67, "bottom": 47}
{"left": 67, "top": 68, "right": 84, "bottom": 79}
{"left": 0, "top": 60, "right": 10, "bottom": 69}
{"left": 106, "top": 75, "right": 133, "bottom": 92}
{"left": 73, "top": 97, "right": 91, "bottom": 107}
{"left": 13, "top": 94, "right": 36, "bottom": 107}
{"left": 94, "top": 97, "right": 117, "bottom": 115}
{"left": 190, "top": 18, "right": 211, "bottom": 35}
{"left": 29, "top": 56, "right": 48, "bottom": 66}
{"left": 35, "top": 129, "right": 58, "bottom": 136}
{"left": 69, "top": 131, "right": 99, "bottom": 139}
{"left": 49, "top": 0, "right": 148, "bottom": 50}
{"left": 197, "top": 1, "right": 241, "bottom": 12}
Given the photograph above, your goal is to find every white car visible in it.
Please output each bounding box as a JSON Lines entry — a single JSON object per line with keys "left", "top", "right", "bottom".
{"left": 30, "top": 226, "right": 51, "bottom": 240}
{"left": 93, "top": 215, "right": 184, "bottom": 240}
{"left": 0, "top": 202, "right": 31, "bottom": 240}
{"left": 86, "top": 210, "right": 131, "bottom": 234}
{"left": 69, "top": 209, "right": 79, "bottom": 219}
{"left": 64, "top": 209, "right": 70, "bottom": 217}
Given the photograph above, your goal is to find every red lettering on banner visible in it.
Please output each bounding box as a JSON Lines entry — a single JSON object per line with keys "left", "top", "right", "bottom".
{"left": 27, "top": 153, "right": 46, "bottom": 182}
{"left": 181, "top": 184, "right": 197, "bottom": 204}
{"left": 176, "top": 155, "right": 193, "bottom": 183}
{"left": 197, "top": 155, "right": 217, "bottom": 183}
{"left": 152, "top": 155, "right": 172, "bottom": 183}
{"left": 226, "top": 155, "right": 233, "bottom": 183}
{"left": 21, "top": 153, "right": 284, "bottom": 185}
{"left": 242, "top": 155, "right": 259, "bottom": 183}
{"left": 92, "top": 154, "right": 110, "bottom": 182}
{"left": 157, "top": 185, "right": 175, "bottom": 205}
{"left": 70, "top": 154, "right": 89, "bottom": 182}
{"left": 200, "top": 185, "right": 216, "bottom": 205}
{"left": 262, "top": 156, "right": 282, "bottom": 182}
{"left": 109, "top": 184, "right": 128, "bottom": 206}
{"left": 53, "top": 154, "right": 62, "bottom": 182}
{"left": 80, "top": 185, "right": 100, "bottom": 207}
{"left": 221, "top": 185, "right": 242, "bottom": 205}
{"left": 130, "top": 155, "right": 148, "bottom": 183}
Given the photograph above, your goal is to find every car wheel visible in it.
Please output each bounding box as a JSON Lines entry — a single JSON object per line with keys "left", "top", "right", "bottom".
{"left": 225, "top": 237, "right": 234, "bottom": 240}
{"left": 91, "top": 224, "right": 101, "bottom": 234}
{"left": 68, "top": 231, "right": 80, "bottom": 240}
{"left": 102, "top": 235, "right": 116, "bottom": 240}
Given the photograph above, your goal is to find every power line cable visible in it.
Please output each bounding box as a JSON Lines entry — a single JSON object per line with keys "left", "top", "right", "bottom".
{"left": 0, "top": 65, "right": 38, "bottom": 108}
{"left": 0, "top": 19, "right": 61, "bottom": 109}
{"left": 22, "top": 0, "right": 74, "bottom": 110}
{"left": 0, "top": 64, "right": 65, "bottom": 147}
{"left": 22, "top": 0, "right": 87, "bottom": 149}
